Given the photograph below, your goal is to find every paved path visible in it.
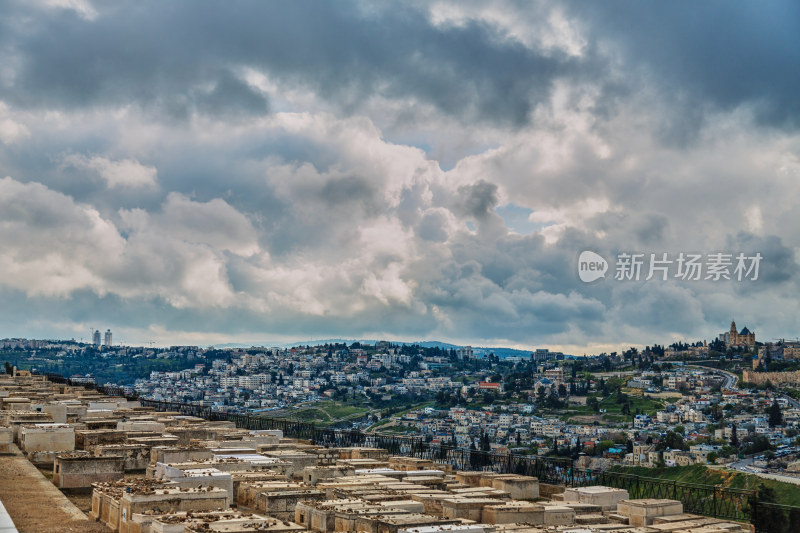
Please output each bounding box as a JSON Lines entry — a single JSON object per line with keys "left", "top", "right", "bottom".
{"left": 685, "top": 365, "right": 738, "bottom": 389}
{"left": 0, "top": 445, "right": 109, "bottom": 532}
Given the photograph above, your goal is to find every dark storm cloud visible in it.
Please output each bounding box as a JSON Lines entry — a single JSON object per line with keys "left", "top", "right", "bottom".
{"left": 565, "top": 1, "right": 800, "bottom": 130}
{"left": 454, "top": 180, "right": 499, "bottom": 220}
{"left": 612, "top": 283, "right": 705, "bottom": 334}
{"left": 417, "top": 251, "right": 606, "bottom": 339}
{"left": 0, "top": 1, "right": 576, "bottom": 125}
{"left": 728, "top": 232, "right": 799, "bottom": 284}
{"left": 194, "top": 70, "right": 270, "bottom": 117}
{"left": 0, "top": 1, "right": 799, "bottom": 350}
{"left": 319, "top": 175, "right": 377, "bottom": 208}
{"left": 5, "top": 1, "right": 795, "bottom": 139}
{"left": 417, "top": 210, "right": 450, "bottom": 242}
{"left": 633, "top": 214, "right": 669, "bottom": 246}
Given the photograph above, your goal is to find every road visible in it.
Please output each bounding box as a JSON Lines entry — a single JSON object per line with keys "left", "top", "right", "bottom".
{"left": 781, "top": 393, "right": 800, "bottom": 409}
{"left": 728, "top": 456, "right": 754, "bottom": 472}
{"left": 686, "top": 364, "right": 738, "bottom": 389}
{"left": 725, "top": 461, "right": 800, "bottom": 486}
{"left": 686, "top": 361, "right": 798, "bottom": 401}
{"left": 689, "top": 363, "right": 800, "bottom": 428}
{"left": 686, "top": 363, "right": 800, "bottom": 486}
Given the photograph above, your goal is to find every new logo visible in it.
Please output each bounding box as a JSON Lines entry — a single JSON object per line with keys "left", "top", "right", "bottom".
{"left": 578, "top": 251, "right": 608, "bottom": 283}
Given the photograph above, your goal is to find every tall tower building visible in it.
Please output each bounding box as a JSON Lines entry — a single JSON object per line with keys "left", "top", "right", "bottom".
{"left": 93, "top": 329, "right": 101, "bottom": 346}
{"left": 104, "top": 329, "right": 112, "bottom": 346}
{"left": 725, "top": 320, "right": 756, "bottom": 350}
{"left": 456, "top": 346, "right": 474, "bottom": 360}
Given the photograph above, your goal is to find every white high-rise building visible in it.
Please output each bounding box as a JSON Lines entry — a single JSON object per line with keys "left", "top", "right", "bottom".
{"left": 456, "top": 346, "right": 474, "bottom": 360}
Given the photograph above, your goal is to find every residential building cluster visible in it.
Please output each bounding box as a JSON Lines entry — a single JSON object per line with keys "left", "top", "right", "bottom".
{"left": 0, "top": 373, "right": 754, "bottom": 533}
{"left": 134, "top": 344, "right": 464, "bottom": 413}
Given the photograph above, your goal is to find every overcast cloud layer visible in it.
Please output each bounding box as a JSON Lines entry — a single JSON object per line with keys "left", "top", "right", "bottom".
{"left": 1, "top": 0, "right": 799, "bottom": 352}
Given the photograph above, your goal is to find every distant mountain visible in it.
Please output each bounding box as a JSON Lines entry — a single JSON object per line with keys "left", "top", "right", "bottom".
{"left": 209, "top": 339, "right": 463, "bottom": 349}
{"left": 208, "top": 339, "right": 535, "bottom": 359}
{"left": 473, "top": 347, "right": 533, "bottom": 359}
{"left": 210, "top": 339, "right": 360, "bottom": 349}
{"left": 411, "top": 341, "right": 461, "bottom": 349}
{"left": 209, "top": 342, "right": 277, "bottom": 349}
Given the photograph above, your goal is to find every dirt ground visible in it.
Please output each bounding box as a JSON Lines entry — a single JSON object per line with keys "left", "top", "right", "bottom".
{"left": 648, "top": 391, "right": 684, "bottom": 399}
{"left": 569, "top": 414, "right": 603, "bottom": 423}
{"left": 33, "top": 465, "right": 95, "bottom": 515}
{"left": 0, "top": 450, "right": 111, "bottom": 532}
{"left": 65, "top": 491, "right": 96, "bottom": 517}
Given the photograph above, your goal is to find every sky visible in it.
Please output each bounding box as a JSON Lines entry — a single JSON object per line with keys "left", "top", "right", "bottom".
{"left": 0, "top": 0, "right": 799, "bottom": 352}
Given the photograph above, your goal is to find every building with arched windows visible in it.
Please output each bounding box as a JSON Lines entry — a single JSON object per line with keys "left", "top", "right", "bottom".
{"left": 721, "top": 321, "right": 755, "bottom": 350}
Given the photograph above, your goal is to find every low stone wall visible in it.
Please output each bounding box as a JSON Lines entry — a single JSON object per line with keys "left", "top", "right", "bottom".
{"left": 115, "top": 487, "right": 229, "bottom": 533}
{"left": 53, "top": 455, "right": 124, "bottom": 488}
{"left": 0, "top": 427, "right": 12, "bottom": 453}
{"left": 491, "top": 474, "right": 539, "bottom": 500}
{"left": 539, "top": 482, "right": 566, "bottom": 498}
{"left": 19, "top": 424, "right": 75, "bottom": 457}
{"left": 563, "top": 485, "right": 629, "bottom": 511}
{"left": 95, "top": 444, "right": 151, "bottom": 472}
{"left": 256, "top": 489, "right": 326, "bottom": 521}
{"left": 743, "top": 369, "right": 800, "bottom": 385}
{"left": 75, "top": 429, "right": 127, "bottom": 451}
{"left": 617, "top": 498, "right": 683, "bottom": 527}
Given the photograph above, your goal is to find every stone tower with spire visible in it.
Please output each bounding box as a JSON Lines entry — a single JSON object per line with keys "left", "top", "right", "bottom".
{"left": 727, "top": 320, "right": 755, "bottom": 350}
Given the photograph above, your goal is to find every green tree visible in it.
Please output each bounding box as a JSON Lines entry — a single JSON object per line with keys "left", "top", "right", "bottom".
{"left": 752, "top": 485, "right": 787, "bottom": 533}
{"left": 789, "top": 507, "right": 800, "bottom": 533}
{"left": 741, "top": 434, "right": 773, "bottom": 455}
{"left": 588, "top": 397, "right": 600, "bottom": 413}
{"left": 657, "top": 430, "right": 687, "bottom": 451}
{"left": 768, "top": 400, "right": 784, "bottom": 427}
{"left": 594, "top": 440, "right": 615, "bottom": 456}
{"left": 536, "top": 386, "right": 547, "bottom": 406}
{"left": 480, "top": 431, "right": 491, "bottom": 452}
{"left": 469, "top": 442, "right": 479, "bottom": 469}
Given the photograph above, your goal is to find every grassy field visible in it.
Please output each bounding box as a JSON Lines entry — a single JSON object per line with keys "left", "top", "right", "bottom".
{"left": 376, "top": 424, "right": 419, "bottom": 435}
{"left": 391, "top": 401, "right": 434, "bottom": 418}
{"left": 365, "top": 401, "right": 434, "bottom": 432}
{"left": 548, "top": 393, "right": 667, "bottom": 424}
{"left": 367, "top": 418, "right": 393, "bottom": 431}
{"left": 266, "top": 400, "right": 369, "bottom": 425}
{"left": 611, "top": 465, "right": 800, "bottom": 506}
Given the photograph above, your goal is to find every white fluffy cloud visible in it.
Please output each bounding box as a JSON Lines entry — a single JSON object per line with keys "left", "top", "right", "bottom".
{"left": 0, "top": 176, "right": 122, "bottom": 296}
{"left": 0, "top": 103, "right": 30, "bottom": 144}
{"left": 61, "top": 154, "right": 158, "bottom": 189}
{"left": 120, "top": 193, "right": 259, "bottom": 256}
{"left": 0, "top": 178, "right": 251, "bottom": 308}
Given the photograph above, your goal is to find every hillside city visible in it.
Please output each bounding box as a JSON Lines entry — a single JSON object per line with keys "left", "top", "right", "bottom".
{"left": 5, "top": 320, "right": 800, "bottom": 485}
{"left": 4, "top": 370, "right": 783, "bottom": 533}
{"left": 2, "top": 321, "right": 800, "bottom": 533}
